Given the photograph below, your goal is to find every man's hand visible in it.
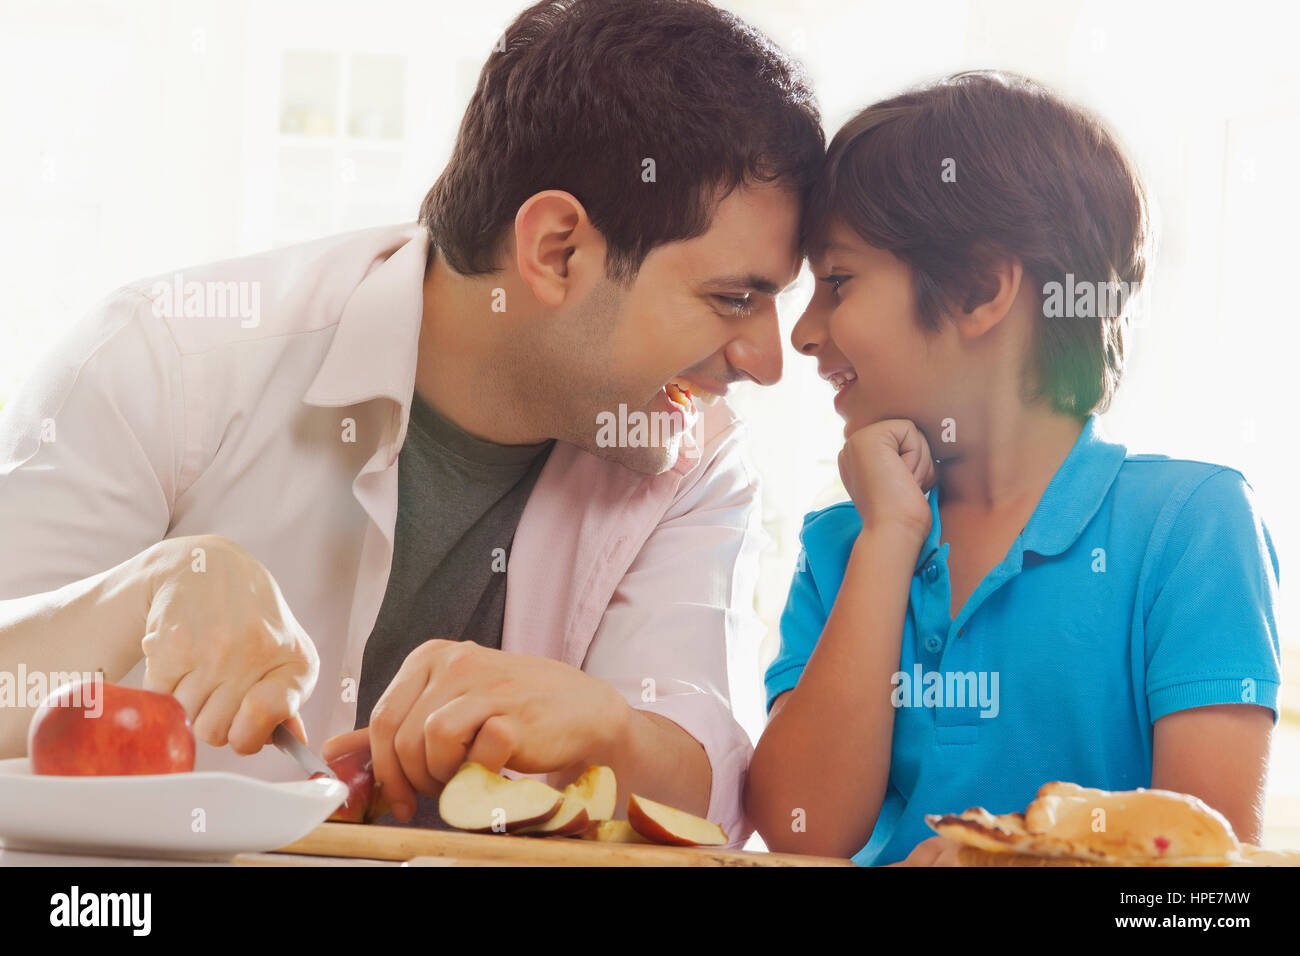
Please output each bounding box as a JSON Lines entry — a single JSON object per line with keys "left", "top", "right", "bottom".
{"left": 838, "top": 419, "right": 936, "bottom": 541}
{"left": 324, "top": 639, "right": 631, "bottom": 822}
{"left": 887, "top": 835, "right": 963, "bottom": 866}
{"left": 139, "top": 535, "right": 319, "bottom": 754}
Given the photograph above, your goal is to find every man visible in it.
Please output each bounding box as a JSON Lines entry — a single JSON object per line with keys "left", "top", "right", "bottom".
{"left": 0, "top": 0, "right": 822, "bottom": 843}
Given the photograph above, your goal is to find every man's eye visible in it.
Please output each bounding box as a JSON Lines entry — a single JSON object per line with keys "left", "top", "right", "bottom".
{"left": 715, "top": 294, "right": 753, "bottom": 315}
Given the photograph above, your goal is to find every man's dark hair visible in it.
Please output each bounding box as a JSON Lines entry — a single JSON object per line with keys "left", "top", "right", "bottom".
{"left": 419, "top": 0, "right": 824, "bottom": 282}
{"left": 804, "top": 70, "right": 1149, "bottom": 418}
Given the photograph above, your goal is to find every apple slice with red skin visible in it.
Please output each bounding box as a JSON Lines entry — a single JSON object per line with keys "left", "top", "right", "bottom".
{"left": 627, "top": 793, "right": 728, "bottom": 846}
{"left": 28, "top": 679, "right": 195, "bottom": 776}
{"left": 518, "top": 765, "right": 616, "bottom": 836}
{"left": 312, "top": 748, "right": 390, "bottom": 823}
{"left": 516, "top": 798, "right": 589, "bottom": 837}
{"left": 439, "top": 762, "right": 564, "bottom": 833}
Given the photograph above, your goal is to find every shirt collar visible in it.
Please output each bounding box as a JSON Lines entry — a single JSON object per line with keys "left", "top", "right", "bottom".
{"left": 1021, "top": 413, "right": 1127, "bottom": 557}
{"left": 302, "top": 224, "right": 427, "bottom": 417}
{"left": 913, "top": 413, "right": 1127, "bottom": 572}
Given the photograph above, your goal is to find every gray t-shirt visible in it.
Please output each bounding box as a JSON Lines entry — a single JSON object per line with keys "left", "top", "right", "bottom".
{"left": 355, "top": 385, "right": 553, "bottom": 826}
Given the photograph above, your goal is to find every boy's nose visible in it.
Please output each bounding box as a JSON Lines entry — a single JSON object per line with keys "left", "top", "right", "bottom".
{"left": 791, "top": 302, "right": 825, "bottom": 355}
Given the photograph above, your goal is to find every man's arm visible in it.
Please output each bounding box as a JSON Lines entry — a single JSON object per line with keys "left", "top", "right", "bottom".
{"left": 336, "top": 415, "right": 765, "bottom": 841}
{"left": 574, "top": 416, "right": 768, "bottom": 844}
{"left": 0, "top": 288, "right": 181, "bottom": 599}
{"left": 0, "top": 288, "right": 180, "bottom": 754}
{"left": 0, "top": 290, "right": 318, "bottom": 754}
{"left": 0, "top": 548, "right": 156, "bottom": 756}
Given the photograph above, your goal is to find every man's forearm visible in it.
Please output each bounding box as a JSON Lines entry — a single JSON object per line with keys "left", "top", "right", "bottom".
{"left": 554, "top": 704, "right": 712, "bottom": 820}
{"left": 0, "top": 543, "right": 166, "bottom": 757}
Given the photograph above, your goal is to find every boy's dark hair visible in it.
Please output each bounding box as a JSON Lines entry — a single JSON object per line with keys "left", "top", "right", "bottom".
{"left": 805, "top": 70, "right": 1149, "bottom": 417}
{"left": 419, "top": 0, "right": 824, "bottom": 282}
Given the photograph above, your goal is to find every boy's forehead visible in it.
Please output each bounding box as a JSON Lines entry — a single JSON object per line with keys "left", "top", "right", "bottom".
{"left": 807, "top": 219, "right": 863, "bottom": 262}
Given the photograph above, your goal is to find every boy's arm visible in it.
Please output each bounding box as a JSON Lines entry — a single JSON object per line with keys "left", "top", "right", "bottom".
{"left": 1144, "top": 468, "right": 1283, "bottom": 847}
{"left": 1152, "top": 704, "right": 1272, "bottom": 845}
{"left": 748, "top": 420, "right": 935, "bottom": 858}
{"left": 747, "top": 527, "right": 920, "bottom": 857}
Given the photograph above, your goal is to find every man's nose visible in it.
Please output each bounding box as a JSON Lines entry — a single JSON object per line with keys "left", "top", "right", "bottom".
{"left": 727, "top": 308, "right": 784, "bottom": 387}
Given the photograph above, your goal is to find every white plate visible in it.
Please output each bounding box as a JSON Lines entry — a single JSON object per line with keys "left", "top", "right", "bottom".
{"left": 0, "top": 757, "right": 347, "bottom": 861}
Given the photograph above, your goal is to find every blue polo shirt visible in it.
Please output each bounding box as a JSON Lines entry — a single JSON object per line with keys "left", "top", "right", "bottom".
{"left": 763, "top": 414, "right": 1282, "bottom": 866}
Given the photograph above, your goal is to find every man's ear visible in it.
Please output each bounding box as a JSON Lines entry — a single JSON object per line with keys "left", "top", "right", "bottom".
{"left": 513, "top": 190, "right": 606, "bottom": 308}
{"left": 951, "top": 244, "right": 1024, "bottom": 339}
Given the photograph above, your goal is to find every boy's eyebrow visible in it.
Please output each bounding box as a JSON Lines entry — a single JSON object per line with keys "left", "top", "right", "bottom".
{"left": 700, "top": 274, "right": 788, "bottom": 296}
{"left": 815, "top": 242, "right": 857, "bottom": 260}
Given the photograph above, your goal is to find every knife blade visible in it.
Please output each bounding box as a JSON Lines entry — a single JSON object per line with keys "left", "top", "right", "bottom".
{"left": 272, "top": 722, "right": 337, "bottom": 780}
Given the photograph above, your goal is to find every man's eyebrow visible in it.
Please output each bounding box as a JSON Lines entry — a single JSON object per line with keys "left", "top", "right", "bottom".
{"left": 700, "top": 274, "right": 789, "bottom": 296}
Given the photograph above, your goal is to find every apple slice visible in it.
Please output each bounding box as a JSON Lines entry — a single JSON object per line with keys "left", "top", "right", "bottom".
{"left": 578, "top": 820, "right": 651, "bottom": 843}
{"left": 516, "top": 796, "right": 590, "bottom": 837}
{"left": 313, "top": 748, "right": 390, "bottom": 824}
{"left": 627, "top": 793, "right": 729, "bottom": 846}
{"left": 568, "top": 765, "right": 617, "bottom": 821}
{"left": 438, "top": 762, "right": 564, "bottom": 833}
{"left": 516, "top": 765, "right": 616, "bottom": 836}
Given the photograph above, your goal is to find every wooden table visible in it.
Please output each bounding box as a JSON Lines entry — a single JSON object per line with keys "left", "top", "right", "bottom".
{"left": 244, "top": 822, "right": 854, "bottom": 867}
{"left": 0, "top": 824, "right": 853, "bottom": 866}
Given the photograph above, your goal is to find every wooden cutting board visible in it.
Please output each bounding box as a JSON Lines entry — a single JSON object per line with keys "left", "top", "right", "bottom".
{"left": 273, "top": 822, "right": 853, "bottom": 867}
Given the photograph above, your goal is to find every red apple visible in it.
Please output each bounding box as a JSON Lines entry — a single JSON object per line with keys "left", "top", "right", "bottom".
{"left": 28, "top": 679, "right": 195, "bottom": 775}
{"left": 314, "top": 748, "right": 390, "bottom": 823}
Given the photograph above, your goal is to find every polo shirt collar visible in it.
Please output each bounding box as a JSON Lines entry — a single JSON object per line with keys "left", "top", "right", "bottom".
{"left": 1021, "top": 414, "right": 1127, "bottom": 557}
{"left": 913, "top": 413, "right": 1127, "bottom": 572}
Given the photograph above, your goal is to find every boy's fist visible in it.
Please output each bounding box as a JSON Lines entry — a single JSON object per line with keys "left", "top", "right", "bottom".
{"left": 838, "top": 419, "right": 936, "bottom": 542}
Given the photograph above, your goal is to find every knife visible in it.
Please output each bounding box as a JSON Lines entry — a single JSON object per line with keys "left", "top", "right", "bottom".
{"left": 272, "top": 722, "right": 338, "bottom": 781}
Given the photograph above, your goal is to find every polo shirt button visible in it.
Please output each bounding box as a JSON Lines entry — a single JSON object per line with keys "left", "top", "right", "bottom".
{"left": 924, "top": 634, "right": 943, "bottom": 653}
{"left": 925, "top": 563, "right": 939, "bottom": 582}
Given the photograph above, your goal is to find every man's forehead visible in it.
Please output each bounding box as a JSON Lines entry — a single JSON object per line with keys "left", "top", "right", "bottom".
{"left": 645, "top": 183, "right": 801, "bottom": 290}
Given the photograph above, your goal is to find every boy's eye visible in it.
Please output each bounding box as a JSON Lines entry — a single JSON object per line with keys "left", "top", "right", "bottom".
{"left": 817, "top": 274, "right": 851, "bottom": 297}
{"left": 715, "top": 294, "right": 754, "bottom": 315}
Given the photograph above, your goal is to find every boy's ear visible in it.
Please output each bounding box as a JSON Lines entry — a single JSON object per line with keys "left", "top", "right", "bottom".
{"left": 513, "top": 190, "right": 607, "bottom": 308}
{"left": 951, "top": 243, "right": 1024, "bottom": 339}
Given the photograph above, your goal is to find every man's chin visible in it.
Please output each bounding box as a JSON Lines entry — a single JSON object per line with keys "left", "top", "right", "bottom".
{"left": 573, "top": 397, "right": 696, "bottom": 475}
{"left": 582, "top": 437, "right": 680, "bottom": 475}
